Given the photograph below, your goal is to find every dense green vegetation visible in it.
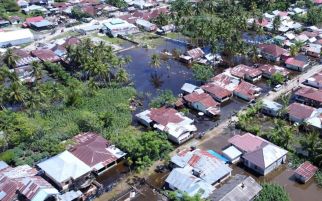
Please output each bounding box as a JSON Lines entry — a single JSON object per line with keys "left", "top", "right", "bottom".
{"left": 0, "top": 40, "right": 172, "bottom": 170}
{"left": 106, "top": 0, "right": 128, "bottom": 9}
{"left": 192, "top": 64, "right": 214, "bottom": 83}
{"left": 255, "top": 183, "right": 290, "bottom": 201}
{"left": 167, "top": 191, "right": 204, "bottom": 201}
{"left": 150, "top": 90, "right": 177, "bottom": 108}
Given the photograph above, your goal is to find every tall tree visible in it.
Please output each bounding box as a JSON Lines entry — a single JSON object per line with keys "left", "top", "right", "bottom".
{"left": 3, "top": 49, "right": 18, "bottom": 69}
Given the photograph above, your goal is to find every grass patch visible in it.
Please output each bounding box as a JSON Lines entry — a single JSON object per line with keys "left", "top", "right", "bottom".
{"left": 92, "top": 33, "right": 125, "bottom": 45}
{"left": 51, "top": 31, "right": 80, "bottom": 40}
{"left": 130, "top": 33, "right": 163, "bottom": 48}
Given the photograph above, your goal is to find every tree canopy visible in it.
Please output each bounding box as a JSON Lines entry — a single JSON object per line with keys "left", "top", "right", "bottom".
{"left": 255, "top": 183, "right": 290, "bottom": 201}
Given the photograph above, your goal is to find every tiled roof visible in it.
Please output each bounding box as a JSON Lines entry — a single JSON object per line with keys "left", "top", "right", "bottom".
{"left": 258, "top": 44, "right": 287, "bottom": 57}
{"left": 186, "top": 48, "right": 204, "bottom": 60}
{"left": 201, "top": 83, "right": 232, "bottom": 99}
{"left": 70, "top": 132, "right": 118, "bottom": 169}
{"left": 234, "top": 81, "right": 261, "bottom": 100}
{"left": 183, "top": 92, "right": 219, "bottom": 108}
{"left": 295, "top": 161, "right": 318, "bottom": 181}
{"left": 148, "top": 107, "right": 184, "bottom": 126}
{"left": 307, "top": 72, "right": 322, "bottom": 85}
{"left": 258, "top": 64, "right": 290, "bottom": 77}
{"left": 295, "top": 87, "right": 322, "bottom": 103}
{"left": 228, "top": 133, "right": 268, "bottom": 153}
{"left": 288, "top": 102, "right": 315, "bottom": 120}
{"left": 31, "top": 49, "right": 60, "bottom": 62}
{"left": 230, "top": 64, "right": 262, "bottom": 79}
{"left": 285, "top": 57, "right": 306, "bottom": 68}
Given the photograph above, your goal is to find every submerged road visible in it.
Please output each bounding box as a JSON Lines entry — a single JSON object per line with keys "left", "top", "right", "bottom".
{"left": 171, "top": 64, "right": 322, "bottom": 154}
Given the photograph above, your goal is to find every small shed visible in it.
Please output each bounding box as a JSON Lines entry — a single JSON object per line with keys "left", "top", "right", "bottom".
{"left": 294, "top": 161, "right": 318, "bottom": 183}
{"left": 181, "top": 83, "right": 198, "bottom": 94}
{"left": 222, "top": 146, "right": 242, "bottom": 164}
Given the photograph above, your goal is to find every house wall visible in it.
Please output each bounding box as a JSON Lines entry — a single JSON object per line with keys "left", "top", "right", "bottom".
{"left": 262, "top": 52, "right": 279, "bottom": 62}
{"left": 289, "top": 114, "right": 304, "bottom": 123}
{"left": 233, "top": 91, "right": 252, "bottom": 102}
{"left": 261, "top": 107, "right": 279, "bottom": 117}
{"left": 168, "top": 132, "right": 193, "bottom": 144}
{"left": 306, "top": 80, "right": 322, "bottom": 89}
{"left": 245, "top": 75, "right": 262, "bottom": 82}
{"left": 285, "top": 64, "right": 301, "bottom": 71}
{"left": 0, "top": 37, "right": 33, "bottom": 47}
{"left": 191, "top": 102, "right": 207, "bottom": 114}
{"left": 243, "top": 155, "right": 286, "bottom": 175}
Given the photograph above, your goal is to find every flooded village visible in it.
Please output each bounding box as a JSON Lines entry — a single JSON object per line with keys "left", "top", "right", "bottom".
{"left": 1, "top": 0, "right": 322, "bottom": 201}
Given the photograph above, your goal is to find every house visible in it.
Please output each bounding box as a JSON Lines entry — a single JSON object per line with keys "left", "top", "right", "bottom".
{"left": 222, "top": 146, "right": 242, "bottom": 164}
{"left": 135, "top": 19, "right": 157, "bottom": 31}
{"left": 258, "top": 64, "right": 290, "bottom": 79}
{"left": 210, "top": 72, "right": 240, "bottom": 92}
{"left": 258, "top": 44, "right": 287, "bottom": 62}
{"left": 294, "top": 87, "right": 322, "bottom": 108}
{"left": 13, "top": 49, "right": 40, "bottom": 67}
{"left": 22, "top": 5, "right": 48, "bottom": 15}
{"left": 23, "top": 16, "right": 45, "bottom": 28}
{"left": 135, "top": 107, "right": 197, "bottom": 144}
{"left": 0, "top": 19, "right": 10, "bottom": 28}
{"left": 31, "top": 49, "right": 61, "bottom": 62}
{"left": 29, "top": 19, "right": 54, "bottom": 30}
{"left": 9, "top": 66, "right": 35, "bottom": 83}
{"left": 102, "top": 18, "right": 139, "bottom": 37}
{"left": 165, "top": 168, "right": 214, "bottom": 199}
{"left": 56, "top": 190, "right": 83, "bottom": 201}
{"left": 186, "top": 47, "right": 205, "bottom": 61}
{"left": 305, "top": 108, "right": 322, "bottom": 132}
{"left": 305, "top": 72, "right": 322, "bottom": 89}
{"left": 209, "top": 174, "right": 262, "bottom": 201}
{"left": 303, "top": 44, "right": 321, "bottom": 58}
{"left": 69, "top": 132, "right": 126, "bottom": 175}
{"left": 287, "top": 102, "right": 316, "bottom": 123}
{"left": 37, "top": 150, "right": 92, "bottom": 190}
{"left": 285, "top": 57, "right": 309, "bottom": 72}
{"left": 294, "top": 161, "right": 318, "bottom": 184}
{"left": 181, "top": 83, "right": 199, "bottom": 94}
{"left": 0, "top": 29, "right": 34, "bottom": 47}
{"left": 233, "top": 81, "right": 261, "bottom": 102}
{"left": 63, "top": 37, "right": 81, "bottom": 47}
{"left": 157, "top": 24, "right": 176, "bottom": 35}
{"left": 0, "top": 163, "right": 59, "bottom": 201}
{"left": 183, "top": 91, "right": 220, "bottom": 116}
{"left": 170, "top": 149, "right": 232, "bottom": 186}
{"left": 228, "top": 133, "right": 288, "bottom": 175}
{"left": 201, "top": 83, "right": 232, "bottom": 103}
{"left": 261, "top": 99, "right": 283, "bottom": 117}
{"left": 229, "top": 64, "right": 262, "bottom": 82}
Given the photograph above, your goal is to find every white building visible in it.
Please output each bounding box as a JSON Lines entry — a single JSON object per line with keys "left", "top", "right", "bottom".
{"left": 0, "top": 29, "right": 34, "bottom": 47}
{"left": 102, "top": 18, "right": 139, "bottom": 37}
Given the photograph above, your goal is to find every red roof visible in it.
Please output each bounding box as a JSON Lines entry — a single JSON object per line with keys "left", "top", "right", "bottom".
{"left": 228, "top": 133, "right": 268, "bottom": 153}
{"left": 148, "top": 107, "right": 184, "bottom": 126}
{"left": 234, "top": 81, "right": 261, "bottom": 100}
{"left": 285, "top": 57, "right": 306, "bottom": 68}
{"left": 258, "top": 64, "right": 290, "bottom": 77}
{"left": 230, "top": 64, "right": 262, "bottom": 79}
{"left": 0, "top": 174, "right": 20, "bottom": 201}
{"left": 300, "top": 31, "right": 319, "bottom": 38}
{"left": 256, "top": 18, "right": 269, "bottom": 27}
{"left": 295, "top": 161, "right": 318, "bottom": 181}
{"left": 25, "top": 16, "right": 44, "bottom": 23}
{"left": 308, "top": 72, "right": 322, "bottom": 85}
{"left": 314, "top": 0, "right": 322, "bottom": 4}
{"left": 183, "top": 92, "right": 219, "bottom": 108}
{"left": 18, "top": 176, "right": 53, "bottom": 200}
{"left": 186, "top": 48, "right": 204, "bottom": 60}
{"left": 201, "top": 83, "right": 232, "bottom": 99}
{"left": 295, "top": 87, "right": 322, "bottom": 104}
{"left": 288, "top": 102, "right": 315, "bottom": 120}
{"left": 63, "top": 37, "right": 81, "bottom": 47}
{"left": 31, "top": 49, "right": 60, "bottom": 62}
{"left": 258, "top": 44, "right": 287, "bottom": 57}
{"left": 70, "top": 132, "right": 117, "bottom": 169}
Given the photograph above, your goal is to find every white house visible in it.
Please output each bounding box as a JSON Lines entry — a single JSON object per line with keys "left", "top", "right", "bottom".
{"left": 0, "top": 29, "right": 34, "bottom": 47}
{"left": 136, "top": 107, "right": 197, "bottom": 144}
{"left": 305, "top": 72, "right": 322, "bottom": 89}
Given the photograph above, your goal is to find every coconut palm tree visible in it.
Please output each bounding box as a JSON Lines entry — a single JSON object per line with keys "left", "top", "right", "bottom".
{"left": 8, "top": 81, "right": 27, "bottom": 104}
{"left": 30, "top": 61, "right": 43, "bottom": 84}
{"left": 150, "top": 54, "right": 161, "bottom": 70}
{"left": 3, "top": 49, "right": 19, "bottom": 69}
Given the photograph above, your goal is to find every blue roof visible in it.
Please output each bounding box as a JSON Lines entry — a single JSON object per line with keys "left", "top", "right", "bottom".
{"left": 30, "top": 20, "right": 53, "bottom": 28}
{"left": 207, "top": 150, "right": 229, "bottom": 163}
